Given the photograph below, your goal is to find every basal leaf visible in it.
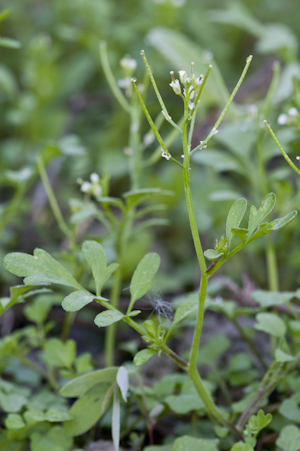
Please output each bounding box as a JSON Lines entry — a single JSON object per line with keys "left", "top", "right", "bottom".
{"left": 230, "top": 443, "right": 254, "bottom": 451}
{"left": 82, "top": 240, "right": 119, "bottom": 296}
{"left": 4, "top": 249, "right": 82, "bottom": 290}
{"left": 276, "top": 425, "right": 300, "bottom": 451}
{"left": 63, "top": 383, "right": 111, "bottom": 436}
{"left": 255, "top": 313, "right": 286, "bottom": 337}
{"left": 43, "top": 338, "right": 76, "bottom": 368}
{"left": 60, "top": 367, "right": 118, "bottom": 397}
{"left": 94, "top": 311, "right": 124, "bottom": 327}
{"left": 62, "top": 291, "right": 94, "bottom": 312}
{"left": 5, "top": 413, "right": 25, "bottom": 430}
{"left": 171, "top": 435, "right": 219, "bottom": 451}
{"left": 128, "top": 253, "right": 160, "bottom": 312}
{"left": 226, "top": 198, "right": 247, "bottom": 249}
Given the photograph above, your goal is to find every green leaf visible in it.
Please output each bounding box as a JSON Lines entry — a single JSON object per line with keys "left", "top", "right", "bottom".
{"left": 231, "top": 227, "right": 248, "bottom": 242}
{"left": 44, "top": 409, "right": 73, "bottom": 422}
{"left": 128, "top": 253, "right": 160, "bottom": 311}
{"left": 4, "top": 249, "right": 82, "bottom": 290}
{"left": 5, "top": 414, "right": 25, "bottom": 429}
{"left": 257, "top": 24, "right": 298, "bottom": 56}
{"left": 230, "top": 443, "right": 254, "bottom": 451}
{"left": 275, "top": 349, "right": 295, "bottom": 363}
{"left": 94, "top": 310, "right": 124, "bottom": 327}
{"left": 197, "top": 334, "right": 230, "bottom": 366}
{"left": 0, "top": 37, "right": 21, "bottom": 48}
{"left": 165, "top": 393, "right": 204, "bottom": 414}
{"left": 246, "top": 193, "right": 276, "bottom": 242}
{"left": 82, "top": 240, "right": 119, "bottom": 296}
{"left": 255, "top": 313, "right": 286, "bottom": 337}
{"left": 62, "top": 290, "right": 94, "bottom": 312}
{"left": 172, "top": 293, "right": 198, "bottom": 329}
{"left": 0, "top": 392, "right": 27, "bottom": 413}
{"left": 63, "top": 383, "right": 111, "bottom": 436}
{"left": 133, "top": 349, "right": 157, "bottom": 366}
{"left": 252, "top": 290, "right": 295, "bottom": 307}
{"left": 193, "top": 149, "right": 239, "bottom": 172}
{"left": 31, "top": 426, "right": 73, "bottom": 451}
{"left": 265, "top": 210, "right": 297, "bottom": 231}
{"left": 126, "top": 310, "right": 141, "bottom": 317}
{"left": 279, "top": 394, "right": 300, "bottom": 422}
{"left": 247, "top": 409, "right": 272, "bottom": 435}
{"left": 123, "top": 188, "right": 175, "bottom": 208}
{"left": 226, "top": 198, "right": 247, "bottom": 249}
{"left": 43, "top": 338, "right": 76, "bottom": 368}
{"left": 204, "top": 249, "right": 224, "bottom": 261}
{"left": 144, "top": 446, "right": 172, "bottom": 451}
{"left": 60, "top": 367, "right": 118, "bottom": 397}
{"left": 170, "top": 435, "right": 219, "bottom": 451}
{"left": 276, "top": 425, "right": 300, "bottom": 451}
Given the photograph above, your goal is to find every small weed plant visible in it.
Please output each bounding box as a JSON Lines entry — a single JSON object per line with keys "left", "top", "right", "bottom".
{"left": 1, "top": 46, "right": 300, "bottom": 451}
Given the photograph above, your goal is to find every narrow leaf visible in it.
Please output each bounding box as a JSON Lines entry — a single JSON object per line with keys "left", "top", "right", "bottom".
{"left": 226, "top": 198, "right": 247, "bottom": 249}
{"left": 129, "top": 253, "right": 160, "bottom": 312}
{"left": 94, "top": 311, "right": 124, "bottom": 327}
{"left": 63, "top": 383, "right": 111, "bottom": 436}
{"left": 62, "top": 291, "right": 94, "bottom": 312}
{"left": 60, "top": 367, "right": 118, "bottom": 397}
{"left": 116, "top": 366, "right": 129, "bottom": 402}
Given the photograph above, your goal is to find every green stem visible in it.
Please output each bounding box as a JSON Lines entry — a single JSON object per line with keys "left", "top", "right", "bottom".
{"left": 105, "top": 265, "right": 122, "bottom": 367}
{"left": 256, "top": 62, "right": 280, "bottom": 291}
{"left": 129, "top": 93, "right": 142, "bottom": 190}
{"left": 190, "top": 55, "right": 253, "bottom": 156}
{"left": 99, "top": 41, "right": 131, "bottom": 113}
{"left": 189, "top": 274, "right": 208, "bottom": 369}
{"left": 188, "top": 366, "right": 241, "bottom": 439}
{"left": 36, "top": 156, "right": 70, "bottom": 238}
{"left": 264, "top": 120, "right": 300, "bottom": 177}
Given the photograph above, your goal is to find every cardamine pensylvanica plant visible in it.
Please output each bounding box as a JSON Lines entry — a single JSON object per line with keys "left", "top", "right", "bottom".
{"left": 2, "top": 50, "right": 299, "bottom": 450}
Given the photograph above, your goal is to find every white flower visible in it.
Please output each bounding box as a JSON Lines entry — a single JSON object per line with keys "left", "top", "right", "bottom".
{"left": 211, "top": 127, "right": 218, "bottom": 136}
{"left": 296, "top": 156, "right": 300, "bottom": 161}
{"left": 288, "top": 107, "right": 298, "bottom": 116}
{"left": 90, "top": 173, "right": 99, "bottom": 183}
{"left": 161, "top": 149, "right": 171, "bottom": 160}
{"left": 169, "top": 79, "right": 181, "bottom": 95}
{"left": 178, "top": 70, "right": 187, "bottom": 84}
{"left": 278, "top": 113, "right": 288, "bottom": 125}
{"left": 81, "top": 182, "right": 92, "bottom": 193}
{"left": 120, "top": 56, "right": 137, "bottom": 71}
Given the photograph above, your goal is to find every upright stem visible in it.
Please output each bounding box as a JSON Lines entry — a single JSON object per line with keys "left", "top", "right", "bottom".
{"left": 36, "top": 156, "right": 70, "bottom": 238}
{"left": 105, "top": 265, "right": 122, "bottom": 367}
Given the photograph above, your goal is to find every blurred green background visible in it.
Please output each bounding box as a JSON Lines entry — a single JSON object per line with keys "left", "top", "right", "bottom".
{"left": 1, "top": 0, "right": 300, "bottom": 294}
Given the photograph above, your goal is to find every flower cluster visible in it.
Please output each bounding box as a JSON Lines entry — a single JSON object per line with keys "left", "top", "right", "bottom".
{"left": 278, "top": 107, "right": 299, "bottom": 126}
{"left": 117, "top": 55, "right": 138, "bottom": 97}
{"left": 77, "top": 173, "right": 102, "bottom": 200}
{"left": 169, "top": 65, "right": 204, "bottom": 109}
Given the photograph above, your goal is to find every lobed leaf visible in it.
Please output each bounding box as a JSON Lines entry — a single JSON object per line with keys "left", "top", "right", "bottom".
{"left": 82, "top": 240, "right": 119, "bottom": 296}
{"left": 4, "top": 249, "right": 82, "bottom": 290}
